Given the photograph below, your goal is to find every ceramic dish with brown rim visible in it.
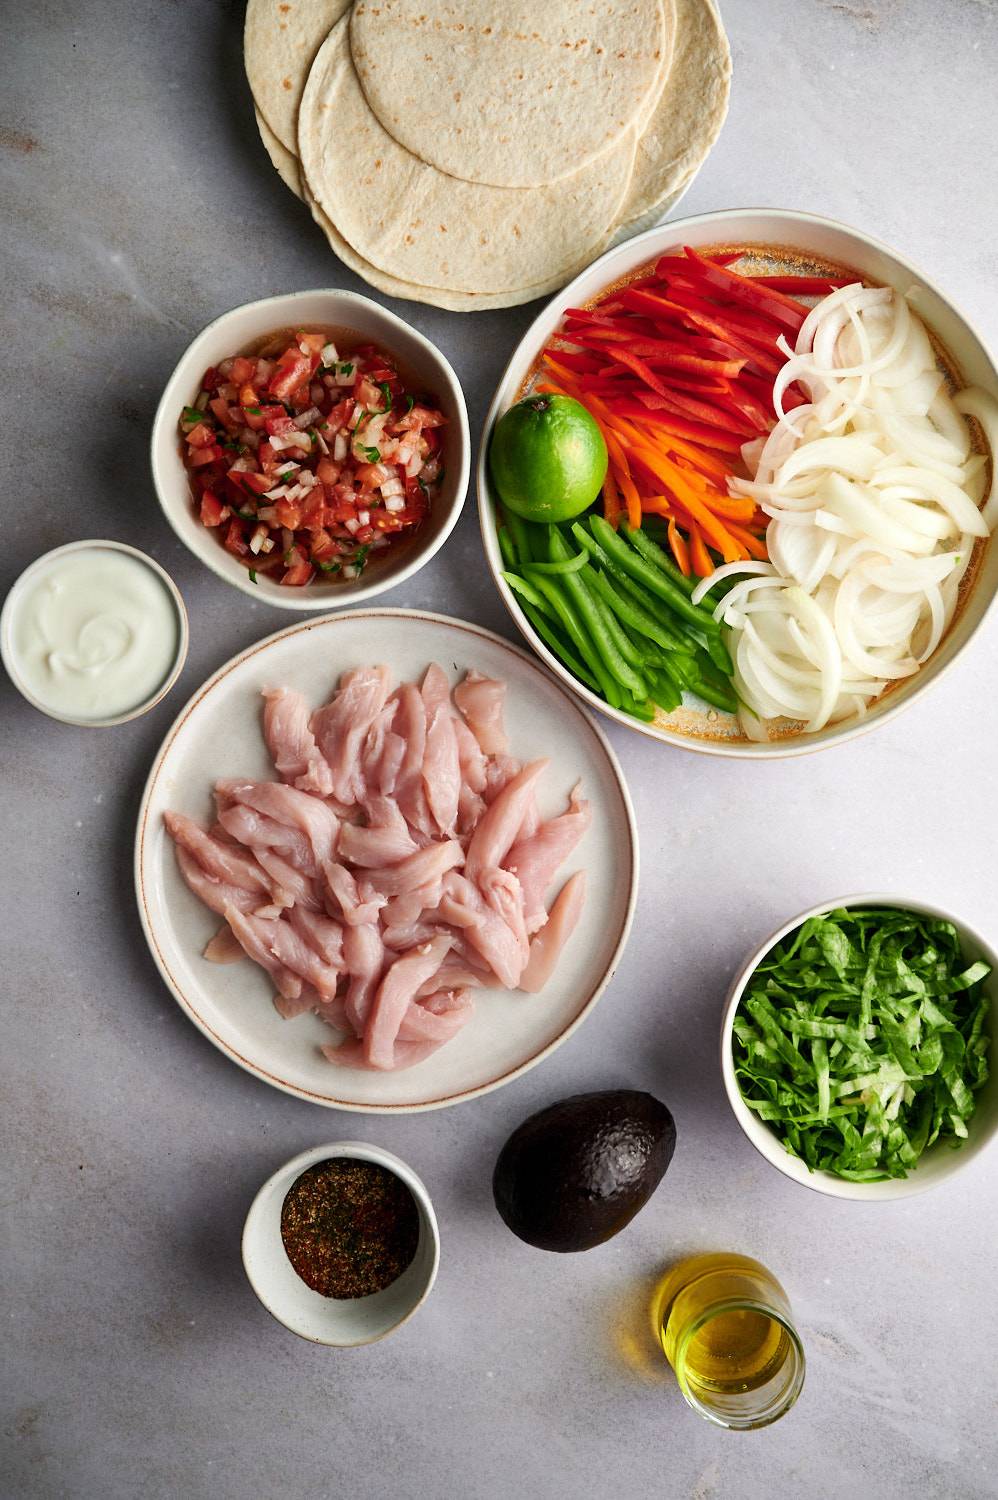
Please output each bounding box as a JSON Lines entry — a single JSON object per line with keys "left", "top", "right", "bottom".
{"left": 478, "top": 208, "right": 998, "bottom": 757}
{"left": 134, "top": 609, "right": 637, "bottom": 1112}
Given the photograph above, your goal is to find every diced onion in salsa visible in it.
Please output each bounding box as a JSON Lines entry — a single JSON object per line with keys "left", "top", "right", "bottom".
{"left": 179, "top": 329, "right": 446, "bottom": 586}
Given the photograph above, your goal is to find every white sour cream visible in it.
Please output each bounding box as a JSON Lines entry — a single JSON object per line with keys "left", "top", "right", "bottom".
{"left": 9, "top": 546, "right": 181, "bottom": 721}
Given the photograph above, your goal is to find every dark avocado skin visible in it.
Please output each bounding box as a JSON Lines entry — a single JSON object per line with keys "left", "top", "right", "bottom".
{"left": 492, "top": 1090, "right": 677, "bottom": 1252}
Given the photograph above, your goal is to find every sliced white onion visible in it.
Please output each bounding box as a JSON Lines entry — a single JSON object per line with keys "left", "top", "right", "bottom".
{"left": 713, "top": 283, "right": 993, "bottom": 739}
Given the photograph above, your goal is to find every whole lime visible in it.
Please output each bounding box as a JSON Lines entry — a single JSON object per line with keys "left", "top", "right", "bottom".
{"left": 489, "top": 393, "right": 608, "bottom": 524}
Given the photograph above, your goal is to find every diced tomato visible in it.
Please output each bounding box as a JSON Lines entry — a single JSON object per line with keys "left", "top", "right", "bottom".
{"left": 223, "top": 519, "right": 249, "bottom": 556}
{"left": 186, "top": 422, "right": 216, "bottom": 449}
{"left": 282, "top": 561, "right": 315, "bottom": 587}
{"left": 199, "top": 490, "right": 227, "bottom": 527}
{"left": 300, "top": 490, "right": 326, "bottom": 529}
{"left": 228, "top": 469, "right": 273, "bottom": 495}
{"left": 355, "top": 376, "right": 385, "bottom": 410}
{"left": 316, "top": 457, "right": 342, "bottom": 488}
{"left": 275, "top": 498, "right": 303, "bottom": 529}
{"left": 310, "top": 529, "right": 336, "bottom": 561}
{"left": 264, "top": 412, "right": 296, "bottom": 437}
{"left": 296, "top": 331, "right": 326, "bottom": 355}
{"left": 268, "top": 347, "right": 316, "bottom": 401}
{"left": 209, "top": 396, "right": 241, "bottom": 432}
{"left": 201, "top": 366, "right": 217, "bottom": 391}
{"left": 189, "top": 443, "right": 224, "bottom": 468}
{"left": 231, "top": 356, "right": 256, "bottom": 386}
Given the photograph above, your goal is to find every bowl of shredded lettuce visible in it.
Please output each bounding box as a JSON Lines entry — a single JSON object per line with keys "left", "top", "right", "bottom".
{"left": 721, "top": 897, "right": 996, "bottom": 1199}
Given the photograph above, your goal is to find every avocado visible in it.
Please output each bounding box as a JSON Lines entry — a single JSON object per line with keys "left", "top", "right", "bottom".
{"left": 492, "top": 1089, "right": 676, "bottom": 1252}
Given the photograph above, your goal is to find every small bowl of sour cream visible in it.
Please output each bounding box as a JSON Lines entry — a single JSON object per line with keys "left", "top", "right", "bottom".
{"left": 0, "top": 539, "right": 189, "bottom": 727}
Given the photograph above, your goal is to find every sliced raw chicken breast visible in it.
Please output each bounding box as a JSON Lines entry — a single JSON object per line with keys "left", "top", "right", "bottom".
{"left": 262, "top": 686, "right": 334, "bottom": 797}
{"left": 454, "top": 670, "right": 508, "bottom": 754}
{"left": 504, "top": 782, "right": 591, "bottom": 934}
{"left": 518, "top": 871, "right": 586, "bottom": 993}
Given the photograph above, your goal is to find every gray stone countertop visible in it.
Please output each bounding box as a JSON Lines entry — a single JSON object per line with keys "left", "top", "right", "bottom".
{"left": 3, "top": 1, "right": 998, "bottom": 1496}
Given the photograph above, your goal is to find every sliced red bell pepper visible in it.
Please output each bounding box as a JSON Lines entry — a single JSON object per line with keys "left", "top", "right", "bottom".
{"left": 679, "top": 247, "right": 807, "bottom": 331}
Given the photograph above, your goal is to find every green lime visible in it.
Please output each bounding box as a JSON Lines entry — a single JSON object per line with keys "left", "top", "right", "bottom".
{"left": 489, "top": 393, "right": 608, "bottom": 524}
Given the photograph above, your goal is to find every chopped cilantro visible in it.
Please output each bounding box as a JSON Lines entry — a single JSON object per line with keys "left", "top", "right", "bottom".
{"left": 404, "top": 394, "right": 415, "bottom": 413}
{"left": 353, "top": 544, "right": 371, "bottom": 574}
{"left": 248, "top": 568, "right": 258, "bottom": 584}
{"left": 316, "top": 556, "right": 342, "bottom": 573}
{"left": 234, "top": 508, "right": 257, "bottom": 520}
{"left": 362, "top": 445, "right": 380, "bottom": 463}
{"left": 182, "top": 406, "right": 209, "bottom": 425}
{"left": 377, "top": 380, "right": 393, "bottom": 412}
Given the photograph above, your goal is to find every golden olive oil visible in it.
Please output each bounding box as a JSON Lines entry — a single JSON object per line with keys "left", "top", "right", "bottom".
{"left": 655, "top": 1252, "right": 805, "bottom": 1427}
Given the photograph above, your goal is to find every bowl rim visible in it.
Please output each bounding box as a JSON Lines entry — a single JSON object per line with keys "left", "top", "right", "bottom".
{"left": 476, "top": 205, "right": 998, "bottom": 759}
{"left": 241, "top": 1139, "right": 440, "bottom": 1346}
{"left": 150, "top": 287, "right": 471, "bottom": 611}
{"left": 719, "top": 891, "right": 998, "bottom": 1200}
{"left": 0, "top": 538, "right": 189, "bottom": 727}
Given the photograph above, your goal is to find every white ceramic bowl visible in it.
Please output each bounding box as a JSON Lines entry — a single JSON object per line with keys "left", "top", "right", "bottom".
{"left": 478, "top": 207, "right": 998, "bottom": 757}
{"left": 242, "top": 1141, "right": 439, "bottom": 1345}
{"left": 0, "top": 539, "right": 189, "bottom": 727}
{"left": 720, "top": 894, "right": 998, "bottom": 1200}
{"left": 152, "top": 289, "right": 470, "bottom": 610}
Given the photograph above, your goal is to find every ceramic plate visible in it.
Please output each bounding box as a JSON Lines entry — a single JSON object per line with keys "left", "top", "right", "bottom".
{"left": 135, "top": 610, "right": 638, "bottom": 1111}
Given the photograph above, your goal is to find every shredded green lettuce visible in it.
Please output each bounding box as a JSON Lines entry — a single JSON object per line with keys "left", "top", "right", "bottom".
{"left": 732, "top": 908, "right": 991, "bottom": 1180}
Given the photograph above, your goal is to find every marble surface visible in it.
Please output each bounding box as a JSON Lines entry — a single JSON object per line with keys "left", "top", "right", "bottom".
{"left": 3, "top": 2, "right": 998, "bottom": 1496}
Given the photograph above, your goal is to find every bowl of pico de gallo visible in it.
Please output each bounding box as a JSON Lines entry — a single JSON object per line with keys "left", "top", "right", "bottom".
{"left": 151, "top": 289, "right": 470, "bottom": 609}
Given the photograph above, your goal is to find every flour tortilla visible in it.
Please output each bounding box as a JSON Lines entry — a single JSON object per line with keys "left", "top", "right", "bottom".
{"left": 254, "top": 108, "right": 303, "bottom": 200}
{"left": 300, "top": 179, "right": 591, "bottom": 311}
{"left": 244, "top": 0, "right": 350, "bottom": 154}
{"left": 298, "top": 19, "right": 637, "bottom": 295}
{"left": 349, "top": 0, "right": 668, "bottom": 190}
{"left": 618, "top": 0, "right": 731, "bottom": 230}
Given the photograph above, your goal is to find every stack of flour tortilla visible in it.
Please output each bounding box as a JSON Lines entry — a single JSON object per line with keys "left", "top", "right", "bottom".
{"left": 245, "top": 0, "right": 731, "bottom": 311}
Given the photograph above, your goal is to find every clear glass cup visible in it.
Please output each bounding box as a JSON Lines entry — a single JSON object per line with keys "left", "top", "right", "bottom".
{"left": 654, "top": 1252, "right": 805, "bottom": 1429}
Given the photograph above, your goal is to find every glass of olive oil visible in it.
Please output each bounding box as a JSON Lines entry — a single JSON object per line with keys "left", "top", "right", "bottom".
{"left": 655, "top": 1253, "right": 805, "bottom": 1429}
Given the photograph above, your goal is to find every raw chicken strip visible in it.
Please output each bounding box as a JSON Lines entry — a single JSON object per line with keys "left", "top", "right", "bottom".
{"left": 322, "top": 860, "right": 387, "bottom": 927}
{"left": 203, "top": 925, "right": 246, "bottom": 964}
{"left": 337, "top": 801, "right": 418, "bottom": 866}
{"left": 253, "top": 849, "right": 321, "bottom": 911}
{"left": 393, "top": 684, "right": 433, "bottom": 835}
{"left": 363, "top": 840, "right": 465, "bottom": 898}
{"left": 220, "top": 900, "right": 303, "bottom": 1000}
{"left": 420, "top": 662, "right": 451, "bottom": 716}
{"left": 262, "top": 686, "right": 334, "bottom": 797}
{"left": 311, "top": 666, "right": 393, "bottom": 805}
{"left": 482, "top": 755, "right": 522, "bottom": 805}
{"left": 174, "top": 848, "right": 258, "bottom": 918}
{"left": 454, "top": 670, "right": 508, "bottom": 754}
{"left": 287, "top": 905, "right": 344, "bottom": 969}
{"left": 416, "top": 959, "right": 485, "bottom": 995}
{"left": 217, "top": 803, "right": 318, "bottom": 876}
{"left": 423, "top": 704, "right": 461, "bottom": 836}
{"left": 224, "top": 904, "right": 339, "bottom": 999}
{"left": 222, "top": 781, "right": 340, "bottom": 867}
{"left": 439, "top": 874, "right": 525, "bottom": 989}
{"left": 504, "top": 782, "right": 592, "bottom": 935}
{"left": 360, "top": 700, "right": 399, "bottom": 793}
{"left": 464, "top": 759, "right": 549, "bottom": 884}
{"left": 453, "top": 717, "right": 487, "bottom": 794}
{"left": 342, "top": 922, "right": 385, "bottom": 1032}
{"left": 164, "top": 811, "right": 272, "bottom": 896}
{"left": 518, "top": 872, "right": 586, "bottom": 993}
{"left": 397, "top": 988, "right": 473, "bottom": 1041}
{"left": 320, "top": 1036, "right": 450, "bottom": 1071}
{"left": 365, "top": 935, "right": 454, "bottom": 1069}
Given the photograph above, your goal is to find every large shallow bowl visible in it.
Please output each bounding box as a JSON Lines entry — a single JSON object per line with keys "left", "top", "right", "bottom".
{"left": 134, "top": 609, "right": 637, "bottom": 1112}
{"left": 478, "top": 207, "right": 998, "bottom": 758}
{"left": 720, "top": 894, "right": 998, "bottom": 1200}
{"left": 152, "top": 289, "right": 469, "bottom": 610}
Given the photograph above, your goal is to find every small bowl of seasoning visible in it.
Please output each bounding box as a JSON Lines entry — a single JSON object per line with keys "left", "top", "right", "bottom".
{"left": 0, "top": 539, "right": 189, "bottom": 727}
{"left": 242, "top": 1142, "right": 439, "bottom": 1346}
